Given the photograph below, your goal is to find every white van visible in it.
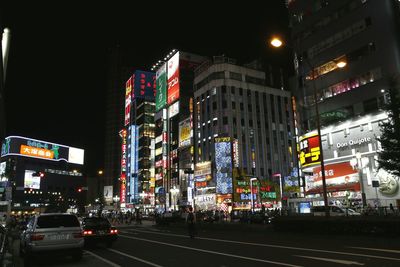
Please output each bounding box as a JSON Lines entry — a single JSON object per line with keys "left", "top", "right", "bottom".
{"left": 311, "top": 205, "right": 361, "bottom": 216}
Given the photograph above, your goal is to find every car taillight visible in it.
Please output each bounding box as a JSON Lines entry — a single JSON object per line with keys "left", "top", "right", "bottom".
{"left": 30, "top": 234, "right": 45, "bottom": 241}
{"left": 110, "top": 229, "right": 118, "bottom": 234}
{"left": 73, "top": 232, "right": 83, "bottom": 238}
{"left": 83, "top": 230, "right": 93, "bottom": 235}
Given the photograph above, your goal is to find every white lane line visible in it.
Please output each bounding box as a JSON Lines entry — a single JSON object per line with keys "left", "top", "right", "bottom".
{"left": 348, "top": 247, "right": 400, "bottom": 254}
{"left": 119, "top": 234, "right": 302, "bottom": 267}
{"left": 84, "top": 250, "right": 121, "bottom": 267}
{"left": 294, "top": 255, "right": 364, "bottom": 266}
{"left": 123, "top": 229, "right": 400, "bottom": 262}
{"left": 108, "top": 248, "right": 164, "bottom": 267}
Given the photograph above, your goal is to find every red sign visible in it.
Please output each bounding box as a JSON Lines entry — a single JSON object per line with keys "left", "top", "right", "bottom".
{"left": 167, "top": 52, "right": 180, "bottom": 104}
{"left": 120, "top": 173, "right": 126, "bottom": 204}
{"left": 307, "top": 162, "right": 360, "bottom": 194}
{"left": 125, "top": 77, "right": 132, "bottom": 126}
{"left": 120, "top": 129, "right": 127, "bottom": 172}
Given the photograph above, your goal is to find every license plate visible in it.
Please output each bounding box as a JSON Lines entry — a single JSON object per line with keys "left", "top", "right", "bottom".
{"left": 50, "top": 234, "right": 68, "bottom": 240}
{"left": 97, "top": 230, "right": 105, "bottom": 235}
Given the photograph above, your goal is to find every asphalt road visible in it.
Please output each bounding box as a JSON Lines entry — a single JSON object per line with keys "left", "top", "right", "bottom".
{"left": 13, "top": 223, "right": 400, "bottom": 267}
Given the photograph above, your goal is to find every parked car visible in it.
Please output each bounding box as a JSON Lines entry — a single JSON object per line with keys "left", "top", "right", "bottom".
{"left": 81, "top": 217, "right": 118, "bottom": 247}
{"left": 20, "top": 213, "right": 84, "bottom": 261}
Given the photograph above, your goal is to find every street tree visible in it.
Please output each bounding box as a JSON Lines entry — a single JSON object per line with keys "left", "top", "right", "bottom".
{"left": 377, "top": 76, "right": 400, "bottom": 178}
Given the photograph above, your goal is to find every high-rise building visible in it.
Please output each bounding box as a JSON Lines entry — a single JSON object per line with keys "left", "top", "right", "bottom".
{"left": 193, "top": 55, "right": 296, "bottom": 210}
{"left": 103, "top": 46, "right": 130, "bottom": 203}
{"left": 123, "top": 70, "right": 156, "bottom": 208}
{"left": 153, "top": 51, "right": 207, "bottom": 212}
{"left": 288, "top": 0, "right": 400, "bottom": 207}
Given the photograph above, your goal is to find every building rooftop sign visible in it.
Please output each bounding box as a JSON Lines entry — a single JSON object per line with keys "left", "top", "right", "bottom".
{"left": 1, "top": 136, "right": 84, "bottom": 165}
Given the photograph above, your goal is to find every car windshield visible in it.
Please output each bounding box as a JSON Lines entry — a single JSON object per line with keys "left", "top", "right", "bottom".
{"left": 36, "top": 215, "right": 80, "bottom": 228}
{"left": 83, "top": 218, "right": 110, "bottom": 227}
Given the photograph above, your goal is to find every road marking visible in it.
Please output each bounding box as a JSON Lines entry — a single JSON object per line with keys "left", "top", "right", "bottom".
{"left": 84, "top": 250, "right": 121, "bottom": 267}
{"left": 123, "top": 229, "right": 400, "bottom": 262}
{"left": 108, "top": 248, "right": 164, "bottom": 267}
{"left": 294, "top": 255, "right": 364, "bottom": 265}
{"left": 348, "top": 247, "right": 400, "bottom": 254}
{"left": 119, "top": 234, "right": 302, "bottom": 267}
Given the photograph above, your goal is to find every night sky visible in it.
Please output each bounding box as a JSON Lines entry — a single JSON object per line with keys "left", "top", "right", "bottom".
{"left": 1, "top": 2, "right": 290, "bottom": 175}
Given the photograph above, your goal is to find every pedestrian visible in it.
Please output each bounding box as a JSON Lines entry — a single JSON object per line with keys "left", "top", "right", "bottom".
{"left": 186, "top": 206, "right": 196, "bottom": 238}
{"left": 389, "top": 203, "right": 395, "bottom": 215}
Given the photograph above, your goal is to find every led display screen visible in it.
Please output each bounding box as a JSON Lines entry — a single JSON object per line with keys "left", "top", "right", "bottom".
{"left": 24, "top": 170, "right": 41, "bottom": 189}
{"left": 215, "top": 137, "right": 233, "bottom": 194}
{"left": 167, "top": 52, "right": 180, "bottom": 105}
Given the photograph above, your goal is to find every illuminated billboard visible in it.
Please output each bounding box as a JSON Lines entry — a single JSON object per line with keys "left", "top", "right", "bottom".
{"left": 24, "top": 170, "right": 41, "bottom": 189}
{"left": 167, "top": 52, "right": 180, "bottom": 105}
{"left": 103, "top": 185, "right": 113, "bottom": 203}
{"left": 132, "top": 70, "right": 156, "bottom": 100}
{"left": 179, "top": 118, "right": 191, "bottom": 147}
{"left": 306, "top": 162, "right": 360, "bottom": 194}
{"left": 1, "top": 136, "right": 84, "bottom": 165}
{"left": 125, "top": 77, "right": 132, "bottom": 126}
{"left": 120, "top": 129, "right": 127, "bottom": 172}
{"left": 215, "top": 137, "right": 233, "bottom": 194}
{"left": 156, "top": 63, "right": 167, "bottom": 111}
{"left": 298, "top": 132, "right": 321, "bottom": 169}
{"left": 130, "top": 126, "right": 138, "bottom": 201}
{"left": 120, "top": 173, "right": 126, "bottom": 204}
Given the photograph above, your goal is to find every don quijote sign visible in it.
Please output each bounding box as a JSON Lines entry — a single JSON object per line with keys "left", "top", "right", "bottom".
{"left": 336, "top": 137, "right": 371, "bottom": 149}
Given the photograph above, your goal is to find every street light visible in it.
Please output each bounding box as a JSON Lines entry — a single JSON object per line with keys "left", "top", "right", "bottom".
{"left": 270, "top": 37, "right": 347, "bottom": 217}
{"left": 250, "top": 178, "right": 257, "bottom": 213}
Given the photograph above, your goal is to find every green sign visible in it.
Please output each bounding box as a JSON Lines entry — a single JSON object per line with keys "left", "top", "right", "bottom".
{"left": 156, "top": 63, "right": 167, "bottom": 111}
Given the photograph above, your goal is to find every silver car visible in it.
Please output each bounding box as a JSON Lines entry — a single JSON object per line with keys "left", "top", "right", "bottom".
{"left": 20, "top": 213, "right": 84, "bottom": 260}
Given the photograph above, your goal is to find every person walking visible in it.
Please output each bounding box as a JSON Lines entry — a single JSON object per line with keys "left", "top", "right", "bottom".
{"left": 186, "top": 206, "right": 196, "bottom": 238}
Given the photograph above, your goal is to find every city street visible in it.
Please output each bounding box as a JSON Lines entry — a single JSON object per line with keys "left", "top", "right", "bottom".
{"left": 11, "top": 222, "right": 400, "bottom": 267}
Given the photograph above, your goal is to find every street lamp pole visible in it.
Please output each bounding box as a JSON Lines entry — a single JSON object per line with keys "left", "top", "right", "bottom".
{"left": 356, "top": 152, "right": 367, "bottom": 207}
{"left": 270, "top": 37, "right": 335, "bottom": 217}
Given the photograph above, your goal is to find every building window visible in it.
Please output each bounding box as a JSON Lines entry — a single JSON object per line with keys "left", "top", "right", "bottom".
{"left": 223, "top": 117, "right": 228, "bottom": 125}
{"left": 239, "top": 88, "right": 243, "bottom": 96}
{"left": 222, "top": 85, "right": 227, "bottom": 94}
{"left": 230, "top": 72, "right": 242, "bottom": 81}
{"left": 232, "top": 102, "right": 236, "bottom": 110}
{"left": 222, "top": 100, "right": 227, "bottom": 109}
{"left": 213, "top": 101, "right": 217, "bottom": 110}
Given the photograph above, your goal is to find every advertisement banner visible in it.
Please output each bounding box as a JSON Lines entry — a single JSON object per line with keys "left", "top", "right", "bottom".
{"left": 120, "top": 129, "right": 127, "bottom": 172}
{"left": 132, "top": 70, "right": 156, "bottom": 100}
{"left": 306, "top": 162, "right": 359, "bottom": 194}
{"left": 120, "top": 174, "right": 126, "bottom": 204}
{"left": 167, "top": 52, "right": 180, "bottom": 105}
{"left": 125, "top": 77, "right": 132, "bottom": 126}
{"left": 179, "top": 118, "right": 191, "bottom": 147}
{"left": 156, "top": 63, "right": 167, "bottom": 111}
{"left": 298, "top": 132, "right": 321, "bottom": 169}
{"left": 24, "top": 170, "right": 41, "bottom": 189}
{"left": 1, "top": 136, "right": 84, "bottom": 165}
{"left": 103, "top": 186, "right": 113, "bottom": 203}
{"left": 215, "top": 137, "right": 233, "bottom": 194}
{"left": 195, "top": 194, "right": 216, "bottom": 209}
{"left": 168, "top": 101, "right": 179, "bottom": 118}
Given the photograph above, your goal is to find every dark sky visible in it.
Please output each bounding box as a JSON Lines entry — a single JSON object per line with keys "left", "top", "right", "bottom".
{"left": 1, "top": 2, "right": 290, "bottom": 175}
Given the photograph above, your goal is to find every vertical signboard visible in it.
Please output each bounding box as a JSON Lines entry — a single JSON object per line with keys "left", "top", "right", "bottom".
{"left": 167, "top": 52, "right": 180, "bottom": 105}
{"left": 298, "top": 132, "right": 321, "bottom": 169}
{"left": 103, "top": 186, "right": 113, "bottom": 203}
{"left": 125, "top": 77, "right": 132, "bottom": 126}
{"left": 130, "top": 126, "right": 139, "bottom": 200}
{"left": 179, "top": 118, "right": 191, "bottom": 147}
{"left": 215, "top": 137, "right": 233, "bottom": 194}
{"left": 156, "top": 63, "right": 167, "bottom": 111}
{"left": 133, "top": 70, "right": 156, "bottom": 99}
{"left": 119, "top": 129, "right": 127, "bottom": 204}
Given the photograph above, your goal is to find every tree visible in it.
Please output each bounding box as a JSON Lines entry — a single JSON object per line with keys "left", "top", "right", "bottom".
{"left": 377, "top": 77, "right": 400, "bottom": 178}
